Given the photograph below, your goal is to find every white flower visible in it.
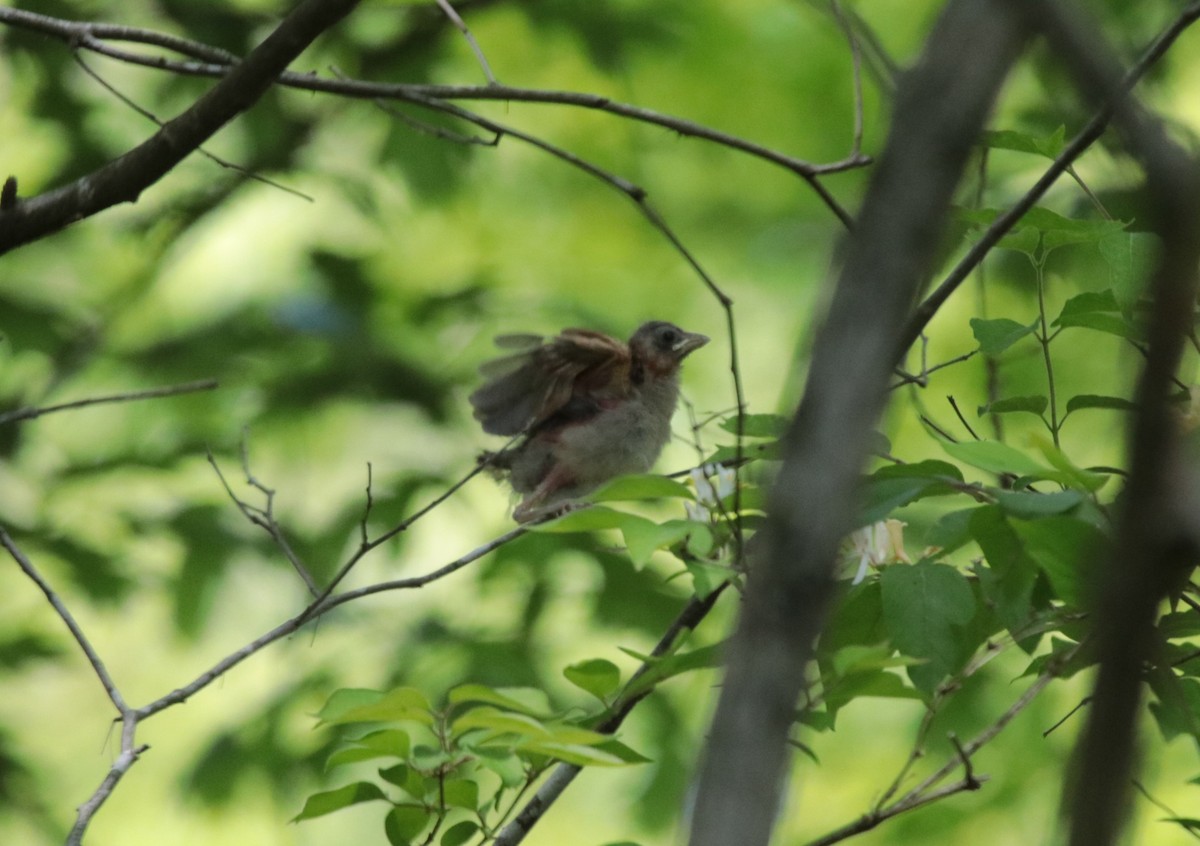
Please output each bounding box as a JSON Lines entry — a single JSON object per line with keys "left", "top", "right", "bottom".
{"left": 845, "top": 519, "right": 911, "bottom": 585}
{"left": 685, "top": 463, "right": 738, "bottom": 522}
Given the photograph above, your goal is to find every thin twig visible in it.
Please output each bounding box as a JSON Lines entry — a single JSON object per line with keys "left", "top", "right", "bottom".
{"left": 72, "top": 52, "right": 313, "bottom": 202}
{"left": 1, "top": 529, "right": 129, "bottom": 712}
{"left": 136, "top": 525, "right": 526, "bottom": 719}
{"left": 0, "top": 379, "right": 218, "bottom": 425}
{"left": 829, "top": 0, "right": 865, "bottom": 157}
{"left": 890, "top": 350, "right": 978, "bottom": 389}
{"left": 947, "top": 395, "right": 980, "bottom": 440}
{"left": 0, "top": 8, "right": 869, "bottom": 229}
{"left": 206, "top": 448, "right": 321, "bottom": 597}
{"left": 435, "top": 0, "right": 497, "bottom": 84}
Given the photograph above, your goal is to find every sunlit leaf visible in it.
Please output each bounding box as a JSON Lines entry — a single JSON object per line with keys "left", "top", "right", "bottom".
{"left": 442, "top": 779, "right": 479, "bottom": 810}
{"left": 587, "top": 474, "right": 694, "bottom": 503}
{"left": 292, "top": 782, "right": 387, "bottom": 821}
{"left": 563, "top": 658, "right": 621, "bottom": 701}
{"left": 319, "top": 687, "right": 434, "bottom": 726}
{"left": 448, "top": 684, "right": 553, "bottom": 718}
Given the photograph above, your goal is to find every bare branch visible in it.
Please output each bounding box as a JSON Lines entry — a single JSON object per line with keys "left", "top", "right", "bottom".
{"left": 0, "top": 7, "right": 868, "bottom": 235}
{"left": 72, "top": 52, "right": 313, "bottom": 202}
{"left": 0, "top": 0, "right": 363, "bottom": 254}
{"left": 435, "top": 0, "right": 498, "bottom": 85}
{"left": 1, "top": 528, "right": 130, "bottom": 713}
{"left": 0, "top": 378, "right": 218, "bottom": 425}
{"left": 137, "top": 525, "right": 526, "bottom": 719}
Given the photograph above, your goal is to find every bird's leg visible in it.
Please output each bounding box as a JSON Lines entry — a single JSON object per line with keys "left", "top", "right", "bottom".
{"left": 513, "top": 465, "right": 576, "bottom": 524}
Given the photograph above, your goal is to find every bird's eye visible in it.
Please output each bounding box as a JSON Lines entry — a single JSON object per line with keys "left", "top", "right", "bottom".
{"left": 658, "top": 328, "right": 680, "bottom": 348}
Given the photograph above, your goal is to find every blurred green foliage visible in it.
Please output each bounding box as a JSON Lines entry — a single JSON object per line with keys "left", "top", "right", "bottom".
{"left": 4, "top": 0, "right": 1200, "bottom": 844}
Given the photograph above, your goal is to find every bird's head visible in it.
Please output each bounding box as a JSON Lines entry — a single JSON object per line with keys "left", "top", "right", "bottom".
{"left": 628, "top": 321, "right": 709, "bottom": 378}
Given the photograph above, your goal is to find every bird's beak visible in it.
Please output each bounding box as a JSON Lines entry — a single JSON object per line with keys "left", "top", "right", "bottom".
{"left": 674, "top": 331, "right": 710, "bottom": 357}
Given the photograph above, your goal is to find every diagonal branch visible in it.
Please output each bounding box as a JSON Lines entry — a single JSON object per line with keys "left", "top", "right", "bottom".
{"left": 900, "top": 0, "right": 1200, "bottom": 353}
{"left": 0, "top": 7, "right": 866, "bottom": 234}
{"left": 0, "top": 0, "right": 363, "bottom": 254}
{"left": 0, "top": 378, "right": 218, "bottom": 425}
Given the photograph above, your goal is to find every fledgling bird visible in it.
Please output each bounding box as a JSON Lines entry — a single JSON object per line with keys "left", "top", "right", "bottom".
{"left": 470, "top": 321, "right": 710, "bottom": 523}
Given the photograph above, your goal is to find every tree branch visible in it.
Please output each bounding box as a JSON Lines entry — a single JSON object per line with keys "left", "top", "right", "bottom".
{"left": 0, "top": 7, "right": 867, "bottom": 235}
{"left": 686, "top": 4, "right": 1030, "bottom": 844}
{"left": 900, "top": 0, "right": 1200, "bottom": 353}
{"left": 0, "top": 378, "right": 218, "bottom": 425}
{"left": 0, "top": 0, "right": 362, "bottom": 254}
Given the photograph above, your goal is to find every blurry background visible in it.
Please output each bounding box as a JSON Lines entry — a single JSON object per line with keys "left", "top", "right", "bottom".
{"left": 2, "top": 0, "right": 1199, "bottom": 843}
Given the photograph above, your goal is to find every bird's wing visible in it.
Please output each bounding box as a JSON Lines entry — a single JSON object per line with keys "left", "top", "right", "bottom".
{"left": 470, "top": 328, "right": 631, "bottom": 435}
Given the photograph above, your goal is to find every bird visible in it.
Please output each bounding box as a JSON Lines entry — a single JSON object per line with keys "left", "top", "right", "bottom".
{"left": 470, "top": 320, "right": 710, "bottom": 523}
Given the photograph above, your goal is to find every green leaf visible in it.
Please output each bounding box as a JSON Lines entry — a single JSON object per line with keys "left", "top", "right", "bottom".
{"left": 1099, "top": 231, "right": 1157, "bottom": 313}
{"left": 880, "top": 561, "right": 976, "bottom": 694}
{"left": 448, "top": 684, "right": 552, "bottom": 718}
{"left": 858, "top": 460, "right": 965, "bottom": 525}
{"left": 1065, "top": 394, "right": 1137, "bottom": 414}
{"left": 1056, "top": 310, "right": 1141, "bottom": 340}
{"left": 587, "top": 474, "right": 694, "bottom": 503}
{"left": 1030, "top": 435, "right": 1108, "bottom": 492}
{"left": 621, "top": 519, "right": 709, "bottom": 568}
{"left": 1054, "top": 289, "right": 1140, "bottom": 339}
{"left": 385, "top": 805, "right": 430, "bottom": 845}
{"left": 518, "top": 739, "right": 647, "bottom": 767}
{"left": 684, "top": 558, "right": 733, "bottom": 598}
{"left": 563, "top": 658, "right": 621, "bottom": 701}
{"left": 980, "top": 395, "right": 1048, "bottom": 416}
{"left": 1056, "top": 288, "right": 1121, "bottom": 316}
{"left": 621, "top": 642, "right": 726, "bottom": 699}
{"left": 531, "top": 505, "right": 650, "bottom": 534}
{"left": 969, "top": 507, "right": 1038, "bottom": 629}
{"left": 926, "top": 508, "right": 980, "bottom": 555}
{"left": 292, "top": 782, "right": 387, "bottom": 821}
{"left": 1010, "top": 516, "right": 1105, "bottom": 608}
{"left": 442, "top": 778, "right": 479, "bottom": 810}
{"left": 970, "top": 317, "right": 1038, "bottom": 355}
{"left": 442, "top": 821, "right": 480, "bottom": 846}
{"left": 718, "top": 413, "right": 789, "bottom": 439}
{"left": 473, "top": 748, "right": 525, "bottom": 787}
{"left": 980, "top": 126, "right": 1065, "bottom": 159}
{"left": 325, "top": 729, "right": 412, "bottom": 769}
{"left": 940, "top": 439, "right": 1048, "bottom": 477}
{"left": 995, "top": 489, "right": 1083, "bottom": 518}
{"left": 320, "top": 688, "right": 434, "bottom": 726}
{"left": 452, "top": 706, "right": 551, "bottom": 738}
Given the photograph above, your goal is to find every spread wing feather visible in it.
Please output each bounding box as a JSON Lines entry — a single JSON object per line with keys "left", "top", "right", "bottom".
{"left": 470, "top": 328, "right": 631, "bottom": 436}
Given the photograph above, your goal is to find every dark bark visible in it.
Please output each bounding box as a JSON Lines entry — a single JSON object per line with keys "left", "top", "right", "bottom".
{"left": 686, "top": 3, "right": 1030, "bottom": 845}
